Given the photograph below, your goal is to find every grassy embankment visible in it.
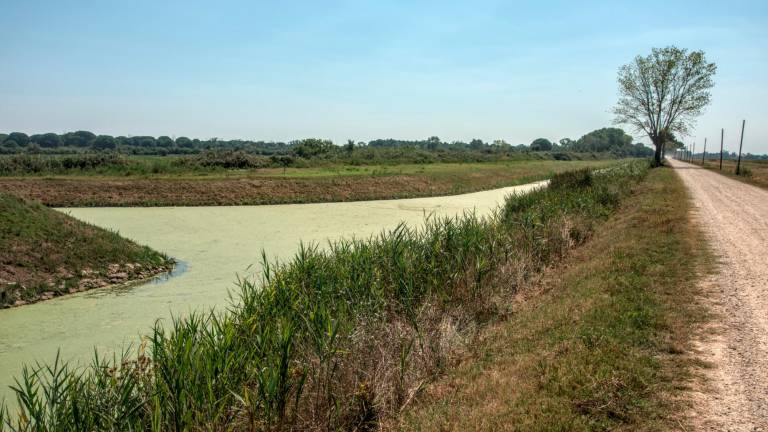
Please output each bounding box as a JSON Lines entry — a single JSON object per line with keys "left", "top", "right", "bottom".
{"left": 0, "top": 158, "right": 624, "bottom": 207}
{"left": 2, "top": 162, "right": 651, "bottom": 430}
{"left": 695, "top": 158, "right": 768, "bottom": 189}
{"left": 0, "top": 194, "right": 173, "bottom": 308}
{"left": 397, "top": 166, "right": 711, "bottom": 430}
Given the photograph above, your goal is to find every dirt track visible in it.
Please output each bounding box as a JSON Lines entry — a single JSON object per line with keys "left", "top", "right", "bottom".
{"left": 670, "top": 159, "right": 768, "bottom": 431}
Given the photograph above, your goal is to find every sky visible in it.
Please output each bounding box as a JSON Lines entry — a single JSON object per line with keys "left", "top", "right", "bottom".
{"left": 1, "top": 0, "right": 767, "bottom": 153}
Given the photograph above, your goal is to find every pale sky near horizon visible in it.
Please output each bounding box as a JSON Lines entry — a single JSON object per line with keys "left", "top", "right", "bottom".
{"left": 1, "top": 0, "right": 767, "bottom": 153}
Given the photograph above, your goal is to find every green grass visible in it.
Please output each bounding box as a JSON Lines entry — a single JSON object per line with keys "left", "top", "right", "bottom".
{"left": 0, "top": 154, "right": 620, "bottom": 180}
{"left": 397, "top": 166, "right": 711, "bottom": 431}
{"left": 0, "top": 162, "right": 649, "bottom": 431}
{"left": 0, "top": 194, "right": 172, "bottom": 307}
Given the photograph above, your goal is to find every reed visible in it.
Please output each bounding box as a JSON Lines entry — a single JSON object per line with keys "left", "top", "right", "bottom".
{"left": 1, "top": 162, "right": 648, "bottom": 431}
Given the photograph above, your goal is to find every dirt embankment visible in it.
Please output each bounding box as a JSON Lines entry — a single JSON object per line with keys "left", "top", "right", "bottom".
{"left": 0, "top": 194, "right": 173, "bottom": 308}
{"left": 670, "top": 159, "right": 768, "bottom": 431}
{"left": 0, "top": 175, "right": 447, "bottom": 207}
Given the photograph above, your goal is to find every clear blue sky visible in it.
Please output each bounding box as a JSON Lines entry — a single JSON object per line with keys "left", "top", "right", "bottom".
{"left": 1, "top": 0, "right": 766, "bottom": 153}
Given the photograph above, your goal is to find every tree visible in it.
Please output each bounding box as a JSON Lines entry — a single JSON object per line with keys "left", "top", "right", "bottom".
{"left": 426, "top": 136, "right": 441, "bottom": 150}
{"left": 559, "top": 138, "right": 574, "bottom": 150}
{"left": 658, "top": 130, "right": 684, "bottom": 157}
{"left": 575, "top": 128, "right": 632, "bottom": 153}
{"left": 157, "top": 136, "right": 174, "bottom": 148}
{"left": 613, "top": 46, "right": 716, "bottom": 165}
{"left": 8, "top": 132, "right": 29, "bottom": 146}
{"left": 176, "top": 137, "right": 193, "bottom": 148}
{"left": 62, "top": 130, "right": 96, "bottom": 147}
{"left": 469, "top": 139, "right": 485, "bottom": 150}
{"left": 92, "top": 135, "right": 117, "bottom": 150}
{"left": 30, "top": 133, "right": 62, "bottom": 148}
{"left": 293, "top": 138, "right": 334, "bottom": 158}
{"left": 530, "top": 138, "right": 553, "bottom": 151}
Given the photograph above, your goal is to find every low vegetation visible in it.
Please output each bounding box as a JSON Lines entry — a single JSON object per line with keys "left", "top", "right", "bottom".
{"left": 0, "top": 130, "right": 653, "bottom": 160}
{"left": 0, "top": 194, "right": 173, "bottom": 308}
{"left": 0, "top": 159, "right": 624, "bottom": 207}
{"left": 396, "top": 167, "right": 710, "bottom": 430}
{"left": 1, "top": 162, "right": 649, "bottom": 430}
{"left": 698, "top": 158, "right": 768, "bottom": 190}
{"left": 0, "top": 151, "right": 618, "bottom": 177}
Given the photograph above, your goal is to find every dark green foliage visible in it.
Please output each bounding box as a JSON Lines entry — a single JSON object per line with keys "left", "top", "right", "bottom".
{"left": 173, "top": 150, "right": 271, "bottom": 169}
{"left": 574, "top": 128, "right": 653, "bottom": 157}
{"left": 548, "top": 168, "right": 593, "bottom": 190}
{"left": 1, "top": 162, "right": 648, "bottom": 430}
{"left": 7, "top": 133, "right": 29, "bottom": 147}
{"left": 293, "top": 138, "right": 335, "bottom": 158}
{"left": 530, "top": 138, "right": 553, "bottom": 151}
{"left": 0, "top": 154, "right": 131, "bottom": 174}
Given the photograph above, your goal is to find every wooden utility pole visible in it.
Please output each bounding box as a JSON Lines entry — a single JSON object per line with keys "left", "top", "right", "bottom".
{"left": 719, "top": 128, "right": 724, "bottom": 170}
{"left": 702, "top": 138, "right": 707, "bottom": 165}
{"left": 736, "top": 120, "right": 745, "bottom": 175}
{"left": 692, "top": 142, "right": 696, "bottom": 164}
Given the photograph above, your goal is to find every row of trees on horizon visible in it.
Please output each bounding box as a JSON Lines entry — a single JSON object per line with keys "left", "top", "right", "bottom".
{"left": 0, "top": 128, "right": 656, "bottom": 158}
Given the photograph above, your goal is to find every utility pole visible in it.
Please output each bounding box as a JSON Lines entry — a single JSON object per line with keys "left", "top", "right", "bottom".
{"left": 719, "top": 128, "right": 724, "bottom": 170}
{"left": 692, "top": 142, "right": 696, "bottom": 164}
{"left": 736, "top": 120, "right": 745, "bottom": 175}
{"left": 702, "top": 138, "right": 707, "bottom": 165}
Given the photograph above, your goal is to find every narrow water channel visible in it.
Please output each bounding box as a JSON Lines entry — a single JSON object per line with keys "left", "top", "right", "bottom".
{"left": 0, "top": 181, "right": 545, "bottom": 400}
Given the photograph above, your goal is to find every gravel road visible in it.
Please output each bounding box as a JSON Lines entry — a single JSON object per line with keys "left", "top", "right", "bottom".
{"left": 669, "top": 159, "right": 768, "bottom": 431}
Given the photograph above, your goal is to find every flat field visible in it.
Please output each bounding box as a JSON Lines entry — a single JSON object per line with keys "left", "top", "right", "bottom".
{"left": 0, "top": 159, "right": 625, "bottom": 207}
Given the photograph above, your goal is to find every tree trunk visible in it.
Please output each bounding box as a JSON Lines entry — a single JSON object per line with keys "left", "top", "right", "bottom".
{"left": 652, "top": 140, "right": 663, "bottom": 166}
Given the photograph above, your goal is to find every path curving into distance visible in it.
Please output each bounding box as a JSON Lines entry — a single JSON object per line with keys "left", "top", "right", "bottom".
{"left": 669, "top": 158, "right": 768, "bottom": 431}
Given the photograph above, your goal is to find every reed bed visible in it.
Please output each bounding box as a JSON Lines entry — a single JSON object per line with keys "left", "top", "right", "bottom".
{"left": 1, "top": 162, "right": 648, "bottom": 431}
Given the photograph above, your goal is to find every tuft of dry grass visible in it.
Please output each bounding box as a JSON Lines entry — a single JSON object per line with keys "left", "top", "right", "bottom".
{"left": 394, "top": 166, "right": 713, "bottom": 431}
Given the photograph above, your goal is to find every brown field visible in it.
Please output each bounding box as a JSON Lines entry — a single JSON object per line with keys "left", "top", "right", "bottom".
{"left": 0, "top": 160, "right": 621, "bottom": 207}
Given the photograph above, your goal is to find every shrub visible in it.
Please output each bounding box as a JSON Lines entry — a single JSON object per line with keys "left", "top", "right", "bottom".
{"left": 548, "top": 167, "right": 593, "bottom": 190}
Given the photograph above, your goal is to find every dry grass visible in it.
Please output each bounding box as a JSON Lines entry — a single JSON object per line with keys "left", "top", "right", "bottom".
{"left": 0, "top": 160, "right": 622, "bottom": 207}
{"left": 393, "top": 167, "right": 713, "bottom": 431}
{"left": 698, "top": 158, "right": 768, "bottom": 190}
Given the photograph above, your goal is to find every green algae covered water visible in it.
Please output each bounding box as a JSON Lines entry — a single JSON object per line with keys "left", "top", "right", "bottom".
{"left": 0, "top": 182, "right": 544, "bottom": 401}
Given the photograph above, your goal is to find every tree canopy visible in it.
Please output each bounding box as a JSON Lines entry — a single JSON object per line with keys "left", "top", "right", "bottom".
{"left": 530, "top": 138, "right": 553, "bottom": 151}
{"left": 573, "top": 128, "right": 653, "bottom": 157}
{"left": 613, "top": 46, "right": 716, "bottom": 165}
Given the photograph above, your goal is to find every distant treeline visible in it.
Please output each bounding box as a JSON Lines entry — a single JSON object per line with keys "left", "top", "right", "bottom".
{"left": 0, "top": 128, "right": 655, "bottom": 158}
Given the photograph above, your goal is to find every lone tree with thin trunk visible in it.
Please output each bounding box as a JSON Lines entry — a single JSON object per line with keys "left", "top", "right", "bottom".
{"left": 613, "top": 46, "right": 716, "bottom": 166}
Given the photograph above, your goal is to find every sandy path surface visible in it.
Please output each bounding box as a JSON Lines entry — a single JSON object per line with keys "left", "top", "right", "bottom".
{"left": 669, "top": 159, "right": 768, "bottom": 431}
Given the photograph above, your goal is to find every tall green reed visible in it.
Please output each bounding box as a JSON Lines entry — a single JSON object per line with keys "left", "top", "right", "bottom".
{"left": 1, "top": 161, "right": 649, "bottom": 431}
